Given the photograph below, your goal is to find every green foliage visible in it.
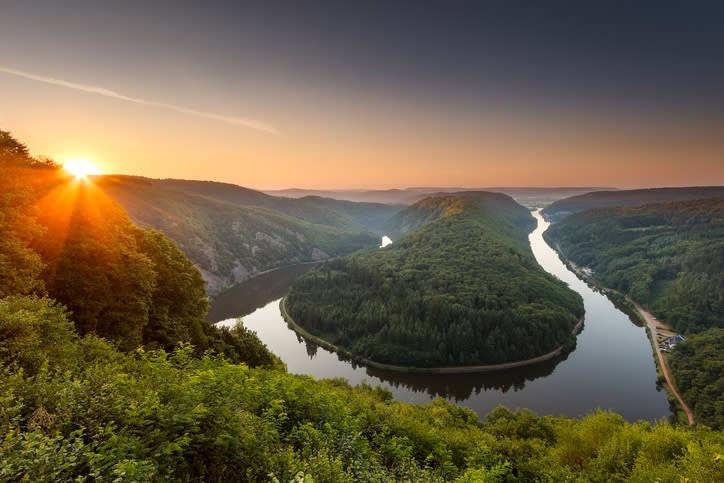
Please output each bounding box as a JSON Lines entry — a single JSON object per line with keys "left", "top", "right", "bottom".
{"left": 138, "top": 228, "right": 209, "bottom": 350}
{"left": 669, "top": 329, "right": 724, "bottom": 429}
{"left": 545, "top": 198, "right": 724, "bottom": 334}
{"left": 19, "top": 175, "right": 212, "bottom": 352}
{"left": 206, "top": 321, "right": 285, "bottom": 369}
{"left": 288, "top": 196, "right": 583, "bottom": 367}
{"left": 0, "top": 174, "right": 46, "bottom": 298}
{"left": 0, "top": 132, "right": 50, "bottom": 297}
{"left": 0, "top": 296, "right": 77, "bottom": 375}
{"left": 3, "top": 297, "right": 724, "bottom": 482}
{"left": 0, "top": 131, "right": 280, "bottom": 365}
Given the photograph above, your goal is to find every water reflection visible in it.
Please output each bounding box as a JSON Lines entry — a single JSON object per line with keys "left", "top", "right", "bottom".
{"left": 365, "top": 348, "right": 572, "bottom": 400}
{"left": 207, "top": 262, "right": 322, "bottom": 323}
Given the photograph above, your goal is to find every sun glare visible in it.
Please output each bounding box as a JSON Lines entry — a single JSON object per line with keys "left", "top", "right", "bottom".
{"left": 63, "top": 159, "right": 102, "bottom": 179}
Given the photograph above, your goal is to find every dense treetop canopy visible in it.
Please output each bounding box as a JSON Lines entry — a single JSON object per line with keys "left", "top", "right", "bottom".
{"left": 544, "top": 198, "right": 724, "bottom": 334}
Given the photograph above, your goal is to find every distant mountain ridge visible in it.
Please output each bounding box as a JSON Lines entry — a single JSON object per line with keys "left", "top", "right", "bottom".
{"left": 266, "top": 186, "right": 611, "bottom": 207}
{"left": 154, "top": 178, "right": 400, "bottom": 234}
{"left": 542, "top": 186, "right": 724, "bottom": 222}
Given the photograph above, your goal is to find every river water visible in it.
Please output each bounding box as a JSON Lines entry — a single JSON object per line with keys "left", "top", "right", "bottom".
{"left": 212, "top": 210, "right": 671, "bottom": 422}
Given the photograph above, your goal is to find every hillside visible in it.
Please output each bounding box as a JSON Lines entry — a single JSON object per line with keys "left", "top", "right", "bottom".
{"left": 669, "top": 328, "right": 724, "bottom": 429}
{"left": 97, "top": 176, "right": 380, "bottom": 292}
{"left": 153, "top": 178, "right": 401, "bottom": 234}
{"left": 542, "top": 187, "right": 724, "bottom": 222}
{"left": 286, "top": 195, "right": 584, "bottom": 367}
{"left": 544, "top": 198, "right": 724, "bottom": 334}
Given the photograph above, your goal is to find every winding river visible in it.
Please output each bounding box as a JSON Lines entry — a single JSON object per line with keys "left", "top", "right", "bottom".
{"left": 212, "top": 210, "right": 671, "bottom": 422}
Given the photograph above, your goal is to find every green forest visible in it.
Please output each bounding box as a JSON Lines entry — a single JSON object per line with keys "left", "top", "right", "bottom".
{"left": 286, "top": 196, "right": 584, "bottom": 367}
{"left": 0, "top": 131, "right": 278, "bottom": 362}
{"left": 544, "top": 199, "right": 724, "bottom": 334}
{"left": 669, "top": 329, "right": 724, "bottom": 430}
{"left": 5, "top": 130, "right": 724, "bottom": 481}
{"left": 5, "top": 295, "right": 724, "bottom": 482}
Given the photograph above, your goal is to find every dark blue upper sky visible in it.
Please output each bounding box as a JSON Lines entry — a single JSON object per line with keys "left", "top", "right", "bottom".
{"left": 1, "top": 1, "right": 723, "bottom": 188}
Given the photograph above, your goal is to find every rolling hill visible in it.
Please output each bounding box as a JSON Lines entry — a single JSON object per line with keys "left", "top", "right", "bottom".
{"left": 383, "top": 191, "right": 536, "bottom": 241}
{"left": 153, "top": 178, "right": 401, "bottom": 234}
{"left": 542, "top": 186, "right": 724, "bottom": 222}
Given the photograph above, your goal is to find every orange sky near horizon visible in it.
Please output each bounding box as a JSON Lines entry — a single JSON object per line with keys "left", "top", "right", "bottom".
{"left": 3, "top": 73, "right": 723, "bottom": 191}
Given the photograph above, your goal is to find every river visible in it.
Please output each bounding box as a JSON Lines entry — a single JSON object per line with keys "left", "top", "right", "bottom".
{"left": 212, "top": 210, "right": 671, "bottom": 422}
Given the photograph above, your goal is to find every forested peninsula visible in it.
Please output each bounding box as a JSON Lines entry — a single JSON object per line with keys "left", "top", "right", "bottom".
{"left": 286, "top": 194, "right": 584, "bottom": 368}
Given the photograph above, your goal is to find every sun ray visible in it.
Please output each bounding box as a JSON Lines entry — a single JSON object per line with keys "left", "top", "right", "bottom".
{"left": 29, "top": 169, "right": 115, "bottom": 285}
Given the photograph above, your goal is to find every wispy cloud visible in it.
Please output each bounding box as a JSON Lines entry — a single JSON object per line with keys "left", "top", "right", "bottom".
{"left": 0, "top": 66, "right": 277, "bottom": 134}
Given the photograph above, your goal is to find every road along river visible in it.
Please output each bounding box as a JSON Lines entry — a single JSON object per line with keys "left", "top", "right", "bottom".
{"left": 212, "top": 210, "right": 671, "bottom": 422}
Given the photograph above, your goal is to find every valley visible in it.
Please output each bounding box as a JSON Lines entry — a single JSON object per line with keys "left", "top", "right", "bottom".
{"left": 3, "top": 130, "right": 723, "bottom": 480}
{"left": 212, "top": 211, "right": 670, "bottom": 422}
{"left": 4, "top": 3, "right": 724, "bottom": 478}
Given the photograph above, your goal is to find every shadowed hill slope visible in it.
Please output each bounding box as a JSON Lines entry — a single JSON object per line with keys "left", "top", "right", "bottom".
{"left": 97, "top": 175, "right": 379, "bottom": 292}
{"left": 152, "top": 178, "right": 401, "bottom": 234}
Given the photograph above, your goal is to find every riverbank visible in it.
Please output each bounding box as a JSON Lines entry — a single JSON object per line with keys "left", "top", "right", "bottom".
{"left": 280, "top": 297, "right": 584, "bottom": 375}
{"left": 628, "top": 299, "right": 695, "bottom": 425}
{"left": 546, "top": 246, "right": 693, "bottom": 425}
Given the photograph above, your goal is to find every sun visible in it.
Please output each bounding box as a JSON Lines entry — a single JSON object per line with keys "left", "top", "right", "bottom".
{"left": 63, "top": 159, "right": 102, "bottom": 179}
